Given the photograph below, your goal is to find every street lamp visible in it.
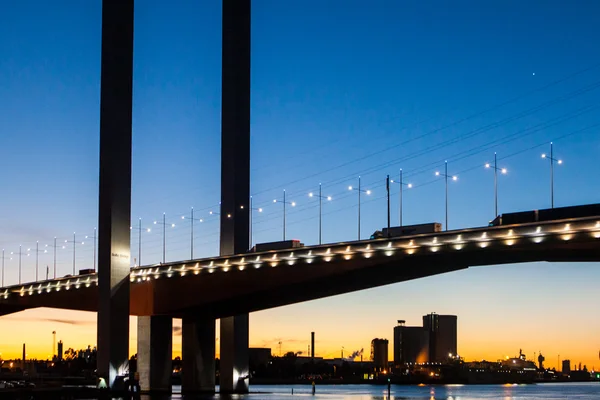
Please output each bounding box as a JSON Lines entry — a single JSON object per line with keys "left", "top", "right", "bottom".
{"left": 485, "top": 153, "right": 508, "bottom": 217}
{"left": 390, "top": 169, "right": 412, "bottom": 226}
{"left": 64, "top": 233, "right": 84, "bottom": 275}
{"left": 240, "top": 196, "right": 263, "bottom": 249}
{"left": 131, "top": 220, "right": 150, "bottom": 267}
{"left": 84, "top": 228, "right": 97, "bottom": 272}
{"left": 435, "top": 161, "right": 458, "bottom": 231}
{"left": 348, "top": 176, "right": 371, "bottom": 240}
{"left": 181, "top": 208, "right": 203, "bottom": 260}
{"left": 11, "top": 245, "right": 29, "bottom": 284}
{"left": 541, "top": 142, "right": 563, "bottom": 208}
{"left": 309, "top": 183, "right": 332, "bottom": 245}
{"left": 1, "top": 249, "right": 5, "bottom": 287}
{"left": 273, "top": 190, "right": 296, "bottom": 241}
{"left": 154, "top": 213, "right": 175, "bottom": 264}
{"left": 50, "top": 237, "right": 59, "bottom": 279}
{"left": 30, "top": 241, "right": 48, "bottom": 282}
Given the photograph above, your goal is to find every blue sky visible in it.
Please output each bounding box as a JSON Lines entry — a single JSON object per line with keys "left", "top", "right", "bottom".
{"left": 1, "top": 0, "right": 600, "bottom": 366}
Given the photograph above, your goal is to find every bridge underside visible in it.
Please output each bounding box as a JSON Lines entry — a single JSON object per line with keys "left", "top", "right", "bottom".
{"left": 1, "top": 239, "right": 598, "bottom": 319}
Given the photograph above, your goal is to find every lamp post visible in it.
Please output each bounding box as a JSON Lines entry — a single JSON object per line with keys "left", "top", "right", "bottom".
{"left": 273, "top": 190, "right": 296, "bottom": 241}
{"left": 541, "top": 142, "right": 563, "bottom": 209}
{"left": 435, "top": 161, "right": 458, "bottom": 231}
{"left": 154, "top": 213, "right": 175, "bottom": 264}
{"left": 84, "top": 228, "right": 97, "bottom": 272}
{"left": 181, "top": 208, "right": 203, "bottom": 260}
{"left": 131, "top": 220, "right": 150, "bottom": 267}
{"left": 390, "top": 169, "right": 412, "bottom": 226}
{"left": 64, "top": 233, "right": 84, "bottom": 275}
{"left": 240, "top": 196, "right": 263, "bottom": 249}
{"left": 30, "top": 241, "right": 48, "bottom": 282}
{"left": 348, "top": 176, "right": 371, "bottom": 240}
{"left": 1, "top": 249, "right": 5, "bottom": 287}
{"left": 11, "top": 245, "right": 29, "bottom": 284}
{"left": 485, "top": 153, "right": 508, "bottom": 217}
{"left": 51, "top": 237, "right": 58, "bottom": 279}
{"left": 309, "top": 184, "right": 332, "bottom": 245}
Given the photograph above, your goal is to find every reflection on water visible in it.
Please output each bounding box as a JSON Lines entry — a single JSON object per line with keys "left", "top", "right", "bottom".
{"left": 133, "top": 382, "right": 600, "bottom": 400}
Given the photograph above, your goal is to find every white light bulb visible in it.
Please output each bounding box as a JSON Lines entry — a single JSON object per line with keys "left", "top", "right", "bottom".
{"left": 327, "top": 196, "right": 332, "bottom": 201}
{"left": 309, "top": 193, "right": 313, "bottom": 197}
{"left": 291, "top": 202, "right": 296, "bottom": 207}
{"left": 366, "top": 190, "right": 371, "bottom": 195}
{"left": 485, "top": 163, "right": 490, "bottom": 168}
{"left": 435, "top": 171, "right": 440, "bottom": 176}
{"left": 348, "top": 186, "right": 353, "bottom": 190}
{"left": 408, "top": 183, "right": 413, "bottom": 188}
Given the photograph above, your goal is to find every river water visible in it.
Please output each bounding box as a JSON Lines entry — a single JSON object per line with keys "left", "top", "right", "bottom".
{"left": 147, "top": 383, "right": 600, "bottom": 399}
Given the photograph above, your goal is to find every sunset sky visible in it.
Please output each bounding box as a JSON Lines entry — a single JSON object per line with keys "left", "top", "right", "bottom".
{"left": 1, "top": 0, "right": 600, "bottom": 370}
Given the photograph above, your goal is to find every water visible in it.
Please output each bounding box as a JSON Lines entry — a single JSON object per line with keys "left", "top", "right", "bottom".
{"left": 145, "top": 383, "right": 600, "bottom": 399}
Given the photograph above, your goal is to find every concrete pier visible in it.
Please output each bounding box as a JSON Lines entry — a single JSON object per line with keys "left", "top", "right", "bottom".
{"left": 137, "top": 316, "right": 173, "bottom": 393}
{"left": 181, "top": 318, "right": 216, "bottom": 393}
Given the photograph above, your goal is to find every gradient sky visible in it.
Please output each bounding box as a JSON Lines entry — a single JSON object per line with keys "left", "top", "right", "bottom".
{"left": 1, "top": 0, "right": 600, "bottom": 369}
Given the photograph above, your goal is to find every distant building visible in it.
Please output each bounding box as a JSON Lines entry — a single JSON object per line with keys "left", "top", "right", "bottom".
{"left": 249, "top": 348, "right": 271, "bottom": 368}
{"left": 57, "top": 340, "right": 63, "bottom": 361}
{"left": 423, "top": 313, "right": 457, "bottom": 362}
{"left": 370, "top": 338, "right": 388, "bottom": 371}
{"left": 393, "top": 320, "right": 429, "bottom": 365}
{"left": 562, "top": 359, "right": 571, "bottom": 375}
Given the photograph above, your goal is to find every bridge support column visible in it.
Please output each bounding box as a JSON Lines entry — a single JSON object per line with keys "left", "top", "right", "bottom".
{"left": 137, "top": 316, "right": 172, "bottom": 393}
{"left": 96, "top": 0, "right": 134, "bottom": 389}
{"left": 218, "top": 0, "right": 251, "bottom": 394}
{"left": 220, "top": 315, "right": 249, "bottom": 393}
{"left": 181, "top": 317, "right": 215, "bottom": 393}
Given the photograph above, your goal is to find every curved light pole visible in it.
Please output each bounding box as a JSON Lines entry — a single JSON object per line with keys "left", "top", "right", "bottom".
{"left": 154, "top": 213, "right": 175, "bottom": 264}
{"left": 11, "top": 245, "right": 29, "bottom": 284}
{"left": 84, "top": 228, "right": 97, "bottom": 272}
{"left": 64, "top": 233, "right": 84, "bottom": 275}
{"left": 1, "top": 249, "right": 5, "bottom": 287}
{"left": 240, "top": 196, "right": 262, "bottom": 249}
{"left": 273, "top": 190, "right": 296, "bottom": 241}
{"left": 541, "top": 142, "right": 563, "bottom": 209}
{"left": 348, "top": 176, "right": 371, "bottom": 240}
{"left": 390, "top": 169, "right": 412, "bottom": 226}
{"left": 131, "top": 220, "right": 150, "bottom": 267}
{"left": 309, "top": 183, "right": 332, "bottom": 245}
{"left": 485, "top": 153, "right": 507, "bottom": 217}
{"left": 49, "top": 237, "right": 60, "bottom": 279}
{"left": 181, "top": 208, "right": 204, "bottom": 260}
{"left": 30, "top": 241, "right": 48, "bottom": 282}
{"left": 435, "top": 161, "right": 458, "bottom": 231}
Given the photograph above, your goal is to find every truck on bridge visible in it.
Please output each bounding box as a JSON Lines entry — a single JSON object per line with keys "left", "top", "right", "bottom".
{"left": 370, "top": 223, "right": 442, "bottom": 239}
{"left": 489, "top": 203, "right": 600, "bottom": 226}
{"left": 249, "top": 239, "right": 304, "bottom": 252}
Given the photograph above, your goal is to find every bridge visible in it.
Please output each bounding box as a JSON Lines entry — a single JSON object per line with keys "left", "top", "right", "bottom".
{"left": 2, "top": 216, "right": 600, "bottom": 317}
{"left": 1, "top": 213, "right": 599, "bottom": 393}
{"left": 3, "top": 0, "right": 600, "bottom": 395}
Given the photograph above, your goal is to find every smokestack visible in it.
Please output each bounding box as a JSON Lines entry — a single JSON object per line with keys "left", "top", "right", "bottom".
{"left": 22, "top": 343, "right": 26, "bottom": 370}
{"left": 311, "top": 332, "right": 315, "bottom": 361}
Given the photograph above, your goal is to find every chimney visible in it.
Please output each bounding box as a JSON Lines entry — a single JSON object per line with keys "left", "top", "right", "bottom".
{"left": 22, "top": 343, "right": 26, "bottom": 370}
{"left": 311, "top": 332, "right": 315, "bottom": 361}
